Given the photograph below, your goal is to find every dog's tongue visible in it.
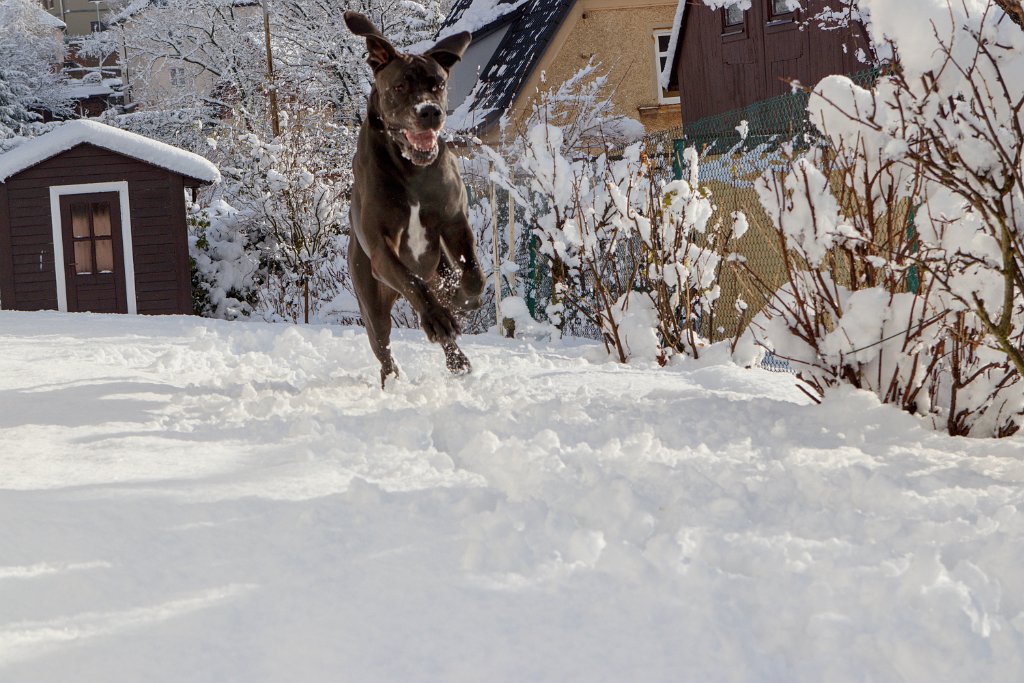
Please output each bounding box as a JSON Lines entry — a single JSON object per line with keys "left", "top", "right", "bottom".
{"left": 405, "top": 129, "right": 438, "bottom": 152}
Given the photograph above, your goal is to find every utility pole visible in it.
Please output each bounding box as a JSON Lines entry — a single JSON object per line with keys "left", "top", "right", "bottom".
{"left": 261, "top": 0, "right": 281, "bottom": 137}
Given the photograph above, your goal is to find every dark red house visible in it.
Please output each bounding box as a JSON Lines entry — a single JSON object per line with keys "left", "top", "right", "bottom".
{"left": 0, "top": 120, "right": 219, "bottom": 315}
{"left": 664, "top": 0, "right": 873, "bottom": 125}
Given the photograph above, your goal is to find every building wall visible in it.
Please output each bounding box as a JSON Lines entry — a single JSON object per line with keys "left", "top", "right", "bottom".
{"left": 42, "top": 0, "right": 110, "bottom": 36}
{"left": 0, "top": 144, "right": 193, "bottom": 314}
{"left": 492, "top": 0, "right": 680, "bottom": 142}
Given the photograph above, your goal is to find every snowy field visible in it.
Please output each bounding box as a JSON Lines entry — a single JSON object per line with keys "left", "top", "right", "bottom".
{"left": 1, "top": 311, "right": 1022, "bottom": 683}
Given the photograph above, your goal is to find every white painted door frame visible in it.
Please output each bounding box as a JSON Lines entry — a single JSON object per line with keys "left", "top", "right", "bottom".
{"left": 49, "top": 181, "right": 137, "bottom": 314}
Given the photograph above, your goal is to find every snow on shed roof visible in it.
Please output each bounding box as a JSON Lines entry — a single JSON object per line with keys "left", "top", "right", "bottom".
{"left": 442, "top": 0, "right": 576, "bottom": 134}
{"left": 0, "top": 119, "right": 220, "bottom": 184}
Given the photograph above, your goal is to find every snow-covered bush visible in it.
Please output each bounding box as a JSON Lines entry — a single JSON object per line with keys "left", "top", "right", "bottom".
{"left": 737, "top": 0, "right": 1024, "bottom": 437}
{"left": 188, "top": 198, "right": 261, "bottom": 319}
{"left": 484, "top": 65, "right": 726, "bottom": 362}
{"left": 214, "top": 106, "right": 355, "bottom": 323}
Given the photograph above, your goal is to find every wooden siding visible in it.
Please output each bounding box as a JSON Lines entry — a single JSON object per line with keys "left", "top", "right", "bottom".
{"left": 677, "top": 0, "right": 872, "bottom": 124}
{"left": 0, "top": 143, "right": 193, "bottom": 315}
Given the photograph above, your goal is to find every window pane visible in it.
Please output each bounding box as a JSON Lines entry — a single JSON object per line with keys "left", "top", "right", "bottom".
{"left": 92, "top": 202, "right": 112, "bottom": 237}
{"left": 772, "top": 0, "right": 793, "bottom": 15}
{"left": 74, "top": 241, "right": 94, "bottom": 274}
{"left": 95, "top": 239, "right": 114, "bottom": 273}
{"left": 725, "top": 6, "right": 745, "bottom": 26}
{"left": 71, "top": 202, "right": 90, "bottom": 238}
{"left": 657, "top": 34, "right": 670, "bottom": 51}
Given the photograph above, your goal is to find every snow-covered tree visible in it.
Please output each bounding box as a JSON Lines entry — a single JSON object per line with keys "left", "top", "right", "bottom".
{"left": 218, "top": 105, "right": 355, "bottom": 323}
{"left": 0, "top": 0, "right": 72, "bottom": 137}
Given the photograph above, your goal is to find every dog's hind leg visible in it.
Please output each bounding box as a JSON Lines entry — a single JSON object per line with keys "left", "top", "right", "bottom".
{"left": 350, "top": 240, "right": 400, "bottom": 387}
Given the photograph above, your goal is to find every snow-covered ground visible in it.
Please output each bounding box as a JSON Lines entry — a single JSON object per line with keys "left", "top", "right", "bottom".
{"left": 1, "top": 311, "right": 1022, "bottom": 682}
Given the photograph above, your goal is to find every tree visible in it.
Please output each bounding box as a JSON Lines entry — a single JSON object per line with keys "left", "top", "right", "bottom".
{"left": 0, "top": 0, "right": 72, "bottom": 137}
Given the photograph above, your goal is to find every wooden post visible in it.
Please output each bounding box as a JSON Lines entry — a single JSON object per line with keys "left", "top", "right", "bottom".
{"left": 490, "top": 165, "right": 501, "bottom": 330}
{"left": 503, "top": 189, "right": 517, "bottom": 337}
{"left": 507, "top": 189, "right": 516, "bottom": 295}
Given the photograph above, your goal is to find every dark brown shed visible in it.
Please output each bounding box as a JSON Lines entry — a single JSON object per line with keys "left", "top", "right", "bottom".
{"left": 0, "top": 120, "right": 220, "bottom": 315}
{"left": 663, "top": 0, "right": 873, "bottom": 125}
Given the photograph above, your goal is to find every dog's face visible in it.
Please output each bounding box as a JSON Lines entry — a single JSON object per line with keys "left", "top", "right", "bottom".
{"left": 344, "top": 12, "right": 471, "bottom": 167}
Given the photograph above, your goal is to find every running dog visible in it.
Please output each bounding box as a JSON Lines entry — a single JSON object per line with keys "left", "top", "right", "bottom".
{"left": 344, "top": 12, "right": 485, "bottom": 387}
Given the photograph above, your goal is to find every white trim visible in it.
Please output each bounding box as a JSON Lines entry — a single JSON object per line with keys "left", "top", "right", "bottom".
{"left": 653, "top": 29, "right": 681, "bottom": 106}
{"left": 49, "top": 181, "right": 137, "bottom": 314}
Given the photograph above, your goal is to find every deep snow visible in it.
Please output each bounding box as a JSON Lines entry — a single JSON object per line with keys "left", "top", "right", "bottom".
{"left": 1, "top": 311, "right": 1022, "bottom": 682}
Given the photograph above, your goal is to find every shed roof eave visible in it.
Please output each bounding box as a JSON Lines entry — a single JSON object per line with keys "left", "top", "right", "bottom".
{"left": 0, "top": 120, "right": 220, "bottom": 185}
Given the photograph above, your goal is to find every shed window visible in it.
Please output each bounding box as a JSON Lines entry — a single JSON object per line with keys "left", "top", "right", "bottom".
{"left": 654, "top": 30, "right": 680, "bottom": 105}
{"left": 723, "top": 4, "right": 746, "bottom": 29}
{"left": 770, "top": 0, "right": 796, "bottom": 19}
{"left": 70, "top": 201, "right": 114, "bottom": 275}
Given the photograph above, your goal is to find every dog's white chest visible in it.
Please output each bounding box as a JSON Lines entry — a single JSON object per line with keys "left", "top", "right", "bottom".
{"left": 405, "top": 203, "right": 429, "bottom": 261}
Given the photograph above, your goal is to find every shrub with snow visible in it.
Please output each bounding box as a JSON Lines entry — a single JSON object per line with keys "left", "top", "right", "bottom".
{"left": 737, "top": 0, "right": 1024, "bottom": 437}
{"left": 482, "top": 64, "right": 727, "bottom": 363}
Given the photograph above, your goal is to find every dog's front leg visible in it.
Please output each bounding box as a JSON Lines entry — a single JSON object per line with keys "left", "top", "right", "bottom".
{"left": 367, "top": 243, "right": 460, "bottom": 344}
{"left": 440, "top": 216, "right": 486, "bottom": 312}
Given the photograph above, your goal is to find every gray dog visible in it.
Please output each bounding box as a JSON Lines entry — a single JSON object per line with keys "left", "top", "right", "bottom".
{"left": 343, "top": 11, "right": 485, "bottom": 388}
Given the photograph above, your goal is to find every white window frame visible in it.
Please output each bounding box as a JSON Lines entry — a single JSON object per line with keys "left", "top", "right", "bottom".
{"left": 49, "top": 181, "right": 137, "bottom": 314}
{"left": 653, "top": 29, "right": 680, "bottom": 106}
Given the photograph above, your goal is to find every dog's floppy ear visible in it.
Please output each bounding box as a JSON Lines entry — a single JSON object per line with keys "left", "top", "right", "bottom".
{"left": 344, "top": 11, "right": 398, "bottom": 73}
{"left": 425, "top": 31, "right": 472, "bottom": 72}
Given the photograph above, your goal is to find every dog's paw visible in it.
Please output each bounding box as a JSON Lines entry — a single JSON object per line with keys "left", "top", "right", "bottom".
{"left": 444, "top": 345, "right": 471, "bottom": 376}
{"left": 420, "top": 304, "right": 460, "bottom": 343}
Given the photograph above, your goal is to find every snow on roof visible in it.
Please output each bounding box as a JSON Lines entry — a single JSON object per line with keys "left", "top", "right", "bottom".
{"left": 34, "top": 8, "right": 66, "bottom": 30}
{"left": 441, "top": 0, "right": 576, "bottom": 134}
{"left": 437, "top": 0, "right": 527, "bottom": 40}
{"left": 0, "top": 119, "right": 220, "bottom": 184}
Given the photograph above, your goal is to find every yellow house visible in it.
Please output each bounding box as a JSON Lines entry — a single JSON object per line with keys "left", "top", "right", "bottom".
{"left": 443, "top": 0, "right": 681, "bottom": 144}
{"left": 40, "top": 0, "right": 108, "bottom": 36}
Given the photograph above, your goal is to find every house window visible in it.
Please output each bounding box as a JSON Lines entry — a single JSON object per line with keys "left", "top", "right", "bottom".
{"left": 722, "top": 4, "right": 746, "bottom": 33}
{"left": 654, "top": 30, "right": 680, "bottom": 105}
{"left": 169, "top": 67, "right": 186, "bottom": 87}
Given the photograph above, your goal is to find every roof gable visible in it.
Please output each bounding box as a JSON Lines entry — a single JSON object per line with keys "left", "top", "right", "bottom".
{"left": 0, "top": 120, "right": 220, "bottom": 184}
{"left": 444, "top": 0, "right": 576, "bottom": 133}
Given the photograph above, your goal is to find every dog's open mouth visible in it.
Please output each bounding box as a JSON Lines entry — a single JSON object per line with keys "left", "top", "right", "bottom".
{"left": 397, "top": 128, "right": 441, "bottom": 166}
{"left": 404, "top": 129, "right": 438, "bottom": 152}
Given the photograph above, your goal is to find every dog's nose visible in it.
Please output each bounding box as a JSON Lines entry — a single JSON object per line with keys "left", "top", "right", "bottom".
{"left": 417, "top": 103, "right": 443, "bottom": 129}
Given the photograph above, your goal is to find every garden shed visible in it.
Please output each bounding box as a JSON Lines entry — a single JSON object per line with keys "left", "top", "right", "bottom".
{"left": 0, "top": 120, "right": 220, "bottom": 315}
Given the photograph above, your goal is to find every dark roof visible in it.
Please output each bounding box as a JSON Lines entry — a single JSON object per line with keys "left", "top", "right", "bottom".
{"left": 443, "top": 0, "right": 576, "bottom": 133}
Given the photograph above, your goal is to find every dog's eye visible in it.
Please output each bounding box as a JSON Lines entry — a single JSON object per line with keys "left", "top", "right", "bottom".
{"left": 393, "top": 83, "right": 406, "bottom": 94}
{"left": 433, "top": 81, "right": 446, "bottom": 93}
